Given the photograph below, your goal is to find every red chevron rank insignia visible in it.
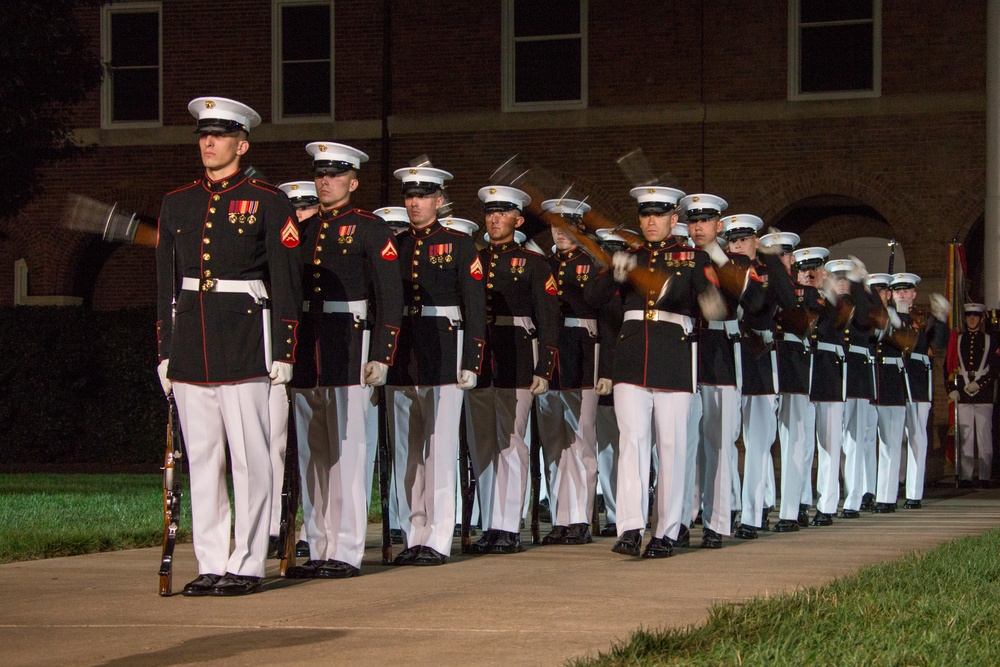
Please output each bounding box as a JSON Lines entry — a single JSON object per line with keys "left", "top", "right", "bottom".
{"left": 470, "top": 256, "right": 484, "bottom": 280}
{"left": 280, "top": 218, "right": 299, "bottom": 248}
{"left": 380, "top": 239, "right": 398, "bottom": 260}
{"left": 545, "top": 275, "right": 558, "bottom": 295}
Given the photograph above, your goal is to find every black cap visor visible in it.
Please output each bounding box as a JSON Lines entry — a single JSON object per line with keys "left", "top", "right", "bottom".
{"left": 289, "top": 195, "right": 320, "bottom": 209}
{"left": 724, "top": 228, "right": 756, "bottom": 242}
{"left": 685, "top": 208, "right": 720, "bottom": 221}
{"left": 795, "top": 259, "right": 824, "bottom": 270}
{"left": 483, "top": 201, "right": 520, "bottom": 214}
{"left": 402, "top": 182, "right": 442, "bottom": 196}
{"left": 638, "top": 201, "right": 675, "bottom": 215}
{"left": 314, "top": 160, "right": 356, "bottom": 176}
{"left": 196, "top": 118, "right": 248, "bottom": 135}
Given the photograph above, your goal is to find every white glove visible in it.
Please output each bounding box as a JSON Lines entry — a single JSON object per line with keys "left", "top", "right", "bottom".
{"left": 949, "top": 390, "right": 961, "bottom": 403}
{"left": 612, "top": 251, "right": 637, "bottom": 283}
{"left": 846, "top": 255, "right": 868, "bottom": 283}
{"left": 698, "top": 286, "right": 727, "bottom": 321}
{"left": 965, "top": 381, "right": 980, "bottom": 396}
{"left": 269, "top": 361, "right": 294, "bottom": 385}
{"left": 886, "top": 306, "right": 902, "bottom": 329}
{"left": 157, "top": 359, "right": 172, "bottom": 396}
{"left": 529, "top": 375, "right": 549, "bottom": 396}
{"left": 819, "top": 275, "right": 839, "bottom": 305}
{"left": 363, "top": 361, "right": 388, "bottom": 387}
{"left": 702, "top": 239, "right": 730, "bottom": 267}
{"left": 930, "top": 293, "right": 951, "bottom": 322}
{"left": 595, "top": 378, "right": 613, "bottom": 396}
{"left": 457, "top": 369, "right": 478, "bottom": 390}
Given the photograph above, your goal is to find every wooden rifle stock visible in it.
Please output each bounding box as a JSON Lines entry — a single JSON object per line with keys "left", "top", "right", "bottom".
{"left": 277, "top": 387, "right": 300, "bottom": 575}
{"left": 158, "top": 394, "right": 184, "bottom": 596}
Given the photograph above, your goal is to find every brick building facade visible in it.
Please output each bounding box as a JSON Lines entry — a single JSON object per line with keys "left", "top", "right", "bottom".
{"left": 0, "top": 1, "right": 988, "bottom": 471}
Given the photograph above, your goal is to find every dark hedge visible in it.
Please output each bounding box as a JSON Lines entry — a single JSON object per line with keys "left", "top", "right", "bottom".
{"left": 0, "top": 306, "right": 164, "bottom": 468}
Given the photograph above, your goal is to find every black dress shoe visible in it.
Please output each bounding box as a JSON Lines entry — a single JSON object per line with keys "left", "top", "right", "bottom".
{"left": 212, "top": 573, "right": 263, "bottom": 596}
{"left": 901, "top": 499, "right": 922, "bottom": 509}
{"left": 810, "top": 512, "right": 833, "bottom": 526}
{"left": 958, "top": 479, "right": 974, "bottom": 489}
{"left": 491, "top": 531, "right": 524, "bottom": 554}
{"left": 317, "top": 560, "right": 361, "bottom": 578}
{"left": 872, "top": 502, "right": 896, "bottom": 513}
{"left": 840, "top": 509, "right": 861, "bottom": 519}
{"left": 641, "top": 536, "right": 673, "bottom": 559}
{"left": 413, "top": 546, "right": 449, "bottom": 566}
{"left": 611, "top": 529, "right": 642, "bottom": 556}
{"left": 860, "top": 493, "right": 876, "bottom": 511}
{"left": 701, "top": 528, "right": 723, "bottom": 549}
{"left": 772, "top": 519, "right": 800, "bottom": 533}
{"left": 565, "top": 523, "right": 593, "bottom": 545}
{"left": 392, "top": 547, "right": 421, "bottom": 565}
{"left": 599, "top": 522, "right": 618, "bottom": 537}
{"left": 734, "top": 524, "right": 758, "bottom": 539}
{"left": 666, "top": 524, "right": 691, "bottom": 548}
{"left": 542, "top": 525, "right": 570, "bottom": 545}
{"left": 693, "top": 511, "right": 703, "bottom": 526}
{"left": 285, "top": 559, "right": 327, "bottom": 579}
{"left": 760, "top": 508, "right": 771, "bottom": 532}
{"left": 797, "top": 507, "right": 810, "bottom": 527}
{"left": 731, "top": 510, "right": 740, "bottom": 531}
{"left": 389, "top": 529, "right": 405, "bottom": 545}
{"left": 539, "top": 498, "right": 552, "bottom": 523}
{"left": 469, "top": 529, "right": 500, "bottom": 554}
{"left": 181, "top": 573, "right": 222, "bottom": 597}
{"left": 979, "top": 479, "right": 993, "bottom": 489}
{"left": 295, "top": 539, "right": 310, "bottom": 558}
{"left": 267, "top": 535, "right": 280, "bottom": 559}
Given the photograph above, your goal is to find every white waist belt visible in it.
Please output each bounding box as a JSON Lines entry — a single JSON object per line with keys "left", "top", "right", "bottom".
{"left": 181, "top": 277, "right": 266, "bottom": 296}
{"left": 750, "top": 329, "right": 775, "bottom": 345}
{"left": 493, "top": 315, "right": 536, "bottom": 332}
{"left": 303, "top": 299, "right": 368, "bottom": 321}
{"left": 816, "top": 341, "right": 845, "bottom": 358}
{"left": 881, "top": 356, "right": 904, "bottom": 367}
{"left": 565, "top": 317, "right": 598, "bottom": 337}
{"left": 848, "top": 344, "right": 873, "bottom": 359}
{"left": 910, "top": 352, "right": 931, "bottom": 366}
{"left": 782, "top": 332, "right": 808, "bottom": 347}
{"left": 708, "top": 319, "right": 741, "bottom": 336}
{"left": 623, "top": 310, "right": 694, "bottom": 334}
{"left": 404, "top": 305, "right": 463, "bottom": 325}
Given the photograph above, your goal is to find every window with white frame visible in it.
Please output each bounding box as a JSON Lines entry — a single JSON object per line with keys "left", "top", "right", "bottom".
{"left": 101, "top": 2, "right": 161, "bottom": 126}
{"left": 502, "top": 0, "right": 587, "bottom": 111}
{"left": 788, "top": 0, "right": 881, "bottom": 100}
{"left": 273, "top": 0, "right": 334, "bottom": 120}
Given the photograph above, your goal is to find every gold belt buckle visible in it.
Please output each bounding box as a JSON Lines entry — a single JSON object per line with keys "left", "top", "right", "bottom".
{"left": 645, "top": 310, "right": 657, "bottom": 321}
{"left": 200, "top": 278, "right": 216, "bottom": 292}
{"left": 408, "top": 305, "right": 421, "bottom": 316}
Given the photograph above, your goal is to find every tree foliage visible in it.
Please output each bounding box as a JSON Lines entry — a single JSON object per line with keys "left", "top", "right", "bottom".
{"left": 0, "top": 1, "right": 103, "bottom": 219}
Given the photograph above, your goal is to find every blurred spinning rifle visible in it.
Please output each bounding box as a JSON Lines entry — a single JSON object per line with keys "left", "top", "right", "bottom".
{"left": 377, "top": 386, "right": 394, "bottom": 564}
{"left": 277, "top": 387, "right": 300, "bottom": 575}
{"left": 158, "top": 394, "right": 185, "bottom": 596}
{"left": 458, "top": 402, "right": 477, "bottom": 553}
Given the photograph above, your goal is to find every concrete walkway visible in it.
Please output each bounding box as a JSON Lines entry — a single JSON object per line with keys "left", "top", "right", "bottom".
{"left": 3, "top": 488, "right": 999, "bottom": 667}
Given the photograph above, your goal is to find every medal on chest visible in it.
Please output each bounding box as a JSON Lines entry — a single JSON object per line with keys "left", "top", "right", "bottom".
{"left": 430, "top": 243, "right": 453, "bottom": 264}
{"left": 229, "top": 200, "right": 259, "bottom": 225}
{"left": 338, "top": 224, "right": 356, "bottom": 244}
{"left": 510, "top": 257, "right": 526, "bottom": 274}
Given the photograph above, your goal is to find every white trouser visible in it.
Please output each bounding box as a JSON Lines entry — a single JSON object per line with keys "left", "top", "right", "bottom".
{"left": 596, "top": 404, "right": 619, "bottom": 524}
{"left": 875, "top": 405, "right": 906, "bottom": 504}
{"left": 862, "top": 400, "right": 879, "bottom": 496}
{"left": 800, "top": 401, "right": 817, "bottom": 506}
{"left": 366, "top": 393, "right": 378, "bottom": 510}
{"left": 814, "top": 401, "right": 845, "bottom": 515}
{"left": 465, "top": 386, "right": 533, "bottom": 534}
{"left": 699, "top": 384, "right": 740, "bottom": 535}
{"left": 740, "top": 394, "right": 778, "bottom": 527}
{"left": 173, "top": 379, "right": 271, "bottom": 578}
{"left": 537, "top": 389, "right": 599, "bottom": 526}
{"left": 730, "top": 430, "right": 743, "bottom": 513}
{"left": 268, "top": 384, "right": 289, "bottom": 535}
{"left": 957, "top": 403, "right": 994, "bottom": 481}
{"left": 764, "top": 449, "right": 776, "bottom": 509}
{"left": 777, "top": 393, "right": 810, "bottom": 521}
{"left": 389, "top": 384, "right": 463, "bottom": 554}
{"left": 683, "top": 390, "right": 703, "bottom": 525}
{"left": 293, "top": 385, "right": 372, "bottom": 567}
{"left": 904, "top": 401, "right": 931, "bottom": 500}
{"left": 841, "top": 398, "right": 870, "bottom": 511}
{"left": 614, "top": 384, "right": 691, "bottom": 540}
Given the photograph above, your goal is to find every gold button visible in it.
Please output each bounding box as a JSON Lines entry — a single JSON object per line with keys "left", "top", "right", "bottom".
{"left": 209, "top": 207, "right": 216, "bottom": 214}
{"left": 648, "top": 300, "right": 655, "bottom": 306}
{"left": 213, "top": 195, "right": 220, "bottom": 201}
{"left": 203, "top": 238, "right": 210, "bottom": 244}
{"left": 247, "top": 309, "right": 252, "bottom": 314}
{"left": 204, "top": 270, "right": 212, "bottom": 278}
{"left": 413, "top": 273, "right": 419, "bottom": 278}
{"left": 314, "top": 259, "right": 321, "bottom": 265}
{"left": 314, "top": 287, "right": 321, "bottom": 293}
{"left": 489, "top": 272, "right": 495, "bottom": 278}
{"left": 558, "top": 290, "right": 563, "bottom": 295}
{"left": 316, "top": 246, "right": 322, "bottom": 252}
{"left": 238, "top": 228, "right": 244, "bottom": 235}
{"left": 206, "top": 222, "right": 213, "bottom": 229}
{"left": 286, "top": 338, "right": 292, "bottom": 344}
{"left": 487, "top": 283, "right": 493, "bottom": 288}
{"left": 286, "top": 353, "right": 291, "bottom": 359}
{"left": 313, "top": 272, "right": 320, "bottom": 278}
{"left": 558, "top": 280, "right": 563, "bottom": 285}
{"left": 323, "top": 223, "right": 329, "bottom": 229}
{"left": 414, "top": 295, "right": 421, "bottom": 301}
{"left": 221, "top": 181, "right": 228, "bottom": 187}
{"left": 416, "top": 240, "right": 423, "bottom": 246}
{"left": 288, "top": 324, "right": 293, "bottom": 329}
{"left": 415, "top": 250, "right": 421, "bottom": 256}
{"left": 413, "top": 260, "right": 419, "bottom": 266}
{"left": 203, "top": 253, "right": 210, "bottom": 260}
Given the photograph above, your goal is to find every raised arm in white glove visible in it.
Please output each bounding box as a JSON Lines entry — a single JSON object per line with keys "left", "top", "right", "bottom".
{"left": 930, "top": 293, "right": 951, "bottom": 322}
{"left": 457, "top": 369, "right": 478, "bottom": 390}
{"left": 819, "top": 275, "right": 840, "bottom": 305}
{"left": 595, "top": 378, "right": 613, "bottom": 396}
{"left": 363, "top": 361, "right": 388, "bottom": 387}
{"left": 529, "top": 375, "right": 549, "bottom": 396}
{"left": 157, "top": 359, "right": 172, "bottom": 396}
{"left": 846, "top": 255, "right": 868, "bottom": 283}
{"left": 698, "top": 285, "right": 727, "bottom": 321}
{"left": 886, "top": 306, "right": 902, "bottom": 329}
{"left": 269, "top": 361, "right": 294, "bottom": 385}
{"left": 612, "top": 251, "right": 637, "bottom": 283}
{"left": 702, "top": 239, "right": 730, "bottom": 267}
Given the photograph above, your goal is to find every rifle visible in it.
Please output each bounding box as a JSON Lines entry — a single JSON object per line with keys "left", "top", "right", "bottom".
{"left": 377, "top": 386, "right": 394, "bottom": 564}
{"left": 277, "top": 387, "right": 300, "bottom": 575}
{"left": 458, "top": 400, "right": 476, "bottom": 553}
{"left": 158, "top": 394, "right": 185, "bottom": 596}
{"left": 530, "top": 401, "right": 542, "bottom": 545}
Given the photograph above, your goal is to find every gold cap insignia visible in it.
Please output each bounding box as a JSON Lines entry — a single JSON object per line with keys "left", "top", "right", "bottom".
{"left": 693, "top": 196, "right": 700, "bottom": 202}
{"left": 383, "top": 208, "right": 391, "bottom": 213}
{"left": 318, "top": 144, "right": 327, "bottom": 152}
{"left": 290, "top": 184, "right": 299, "bottom": 190}
{"left": 648, "top": 188, "right": 656, "bottom": 194}
{"left": 409, "top": 169, "right": 418, "bottom": 174}
{"left": 489, "top": 188, "right": 497, "bottom": 195}
{"left": 205, "top": 100, "right": 216, "bottom": 109}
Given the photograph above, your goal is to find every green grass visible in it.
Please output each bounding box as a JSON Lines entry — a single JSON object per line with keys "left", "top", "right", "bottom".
{"left": 570, "top": 528, "right": 1000, "bottom": 667}
{"left": 0, "top": 473, "right": 384, "bottom": 564}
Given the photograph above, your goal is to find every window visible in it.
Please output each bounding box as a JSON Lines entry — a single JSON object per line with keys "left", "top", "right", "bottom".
{"left": 788, "top": 0, "right": 881, "bottom": 100}
{"left": 502, "top": 0, "right": 587, "bottom": 111}
{"left": 101, "top": 2, "right": 162, "bottom": 127}
{"left": 273, "top": 0, "right": 334, "bottom": 120}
